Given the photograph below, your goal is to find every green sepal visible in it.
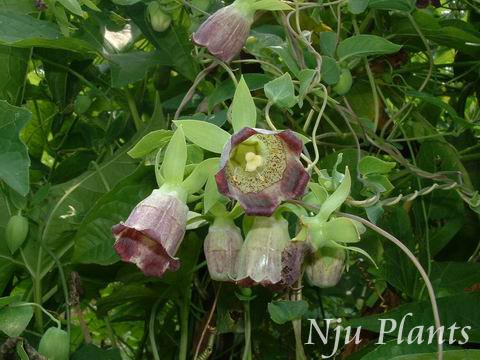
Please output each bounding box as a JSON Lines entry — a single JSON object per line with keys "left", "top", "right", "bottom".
{"left": 161, "top": 126, "right": 187, "bottom": 185}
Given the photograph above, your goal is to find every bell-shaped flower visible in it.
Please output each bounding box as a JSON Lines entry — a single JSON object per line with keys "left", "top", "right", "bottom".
{"left": 215, "top": 128, "right": 309, "bottom": 216}
{"left": 236, "top": 216, "right": 303, "bottom": 288}
{"left": 306, "top": 247, "right": 345, "bottom": 288}
{"left": 204, "top": 217, "right": 243, "bottom": 282}
{"left": 113, "top": 186, "right": 188, "bottom": 278}
{"left": 192, "top": 0, "right": 255, "bottom": 62}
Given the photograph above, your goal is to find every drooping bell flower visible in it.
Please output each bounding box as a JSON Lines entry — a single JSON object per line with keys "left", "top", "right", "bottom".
{"left": 204, "top": 217, "right": 243, "bottom": 282}
{"left": 306, "top": 247, "right": 345, "bottom": 288}
{"left": 215, "top": 128, "right": 309, "bottom": 216}
{"left": 236, "top": 216, "right": 303, "bottom": 289}
{"left": 112, "top": 186, "right": 188, "bottom": 278}
{"left": 192, "top": 0, "right": 255, "bottom": 62}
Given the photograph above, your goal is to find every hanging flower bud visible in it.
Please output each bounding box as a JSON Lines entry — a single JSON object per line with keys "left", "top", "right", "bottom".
{"left": 192, "top": 0, "right": 255, "bottom": 62}
{"left": 112, "top": 187, "right": 188, "bottom": 278}
{"left": 236, "top": 216, "right": 303, "bottom": 289}
{"left": 306, "top": 247, "right": 345, "bottom": 288}
{"left": 215, "top": 128, "right": 309, "bottom": 216}
{"left": 148, "top": 2, "right": 172, "bottom": 32}
{"left": 204, "top": 217, "right": 243, "bottom": 282}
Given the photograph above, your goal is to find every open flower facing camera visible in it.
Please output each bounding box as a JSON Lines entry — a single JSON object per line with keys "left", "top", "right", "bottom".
{"left": 215, "top": 128, "right": 309, "bottom": 216}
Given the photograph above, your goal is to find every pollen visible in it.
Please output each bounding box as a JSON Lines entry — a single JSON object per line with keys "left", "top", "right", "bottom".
{"left": 245, "top": 152, "right": 263, "bottom": 172}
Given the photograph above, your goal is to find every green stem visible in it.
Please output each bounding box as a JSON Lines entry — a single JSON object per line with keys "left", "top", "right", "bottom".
{"left": 126, "top": 89, "right": 142, "bottom": 130}
{"left": 34, "top": 247, "right": 44, "bottom": 332}
{"left": 149, "top": 300, "right": 161, "bottom": 360}
{"left": 242, "top": 301, "right": 252, "bottom": 360}
{"left": 179, "top": 288, "right": 191, "bottom": 360}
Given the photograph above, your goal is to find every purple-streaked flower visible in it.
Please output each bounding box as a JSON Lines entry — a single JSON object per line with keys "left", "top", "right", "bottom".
{"left": 112, "top": 188, "right": 188, "bottom": 278}
{"left": 306, "top": 247, "right": 345, "bottom": 288}
{"left": 204, "top": 218, "right": 243, "bottom": 282}
{"left": 215, "top": 128, "right": 309, "bottom": 216}
{"left": 236, "top": 216, "right": 304, "bottom": 289}
{"left": 192, "top": 0, "right": 255, "bottom": 62}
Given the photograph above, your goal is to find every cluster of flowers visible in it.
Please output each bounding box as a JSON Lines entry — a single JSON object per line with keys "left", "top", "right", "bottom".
{"left": 112, "top": 0, "right": 364, "bottom": 289}
{"left": 113, "top": 128, "right": 352, "bottom": 289}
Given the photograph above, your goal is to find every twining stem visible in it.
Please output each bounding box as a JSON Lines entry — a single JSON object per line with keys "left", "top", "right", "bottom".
{"left": 242, "top": 300, "right": 252, "bottom": 360}
{"left": 193, "top": 284, "right": 222, "bottom": 360}
{"left": 338, "top": 212, "right": 443, "bottom": 360}
{"left": 14, "top": 303, "right": 61, "bottom": 329}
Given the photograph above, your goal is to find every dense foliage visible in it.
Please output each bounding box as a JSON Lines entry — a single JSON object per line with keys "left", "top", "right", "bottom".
{"left": 0, "top": 0, "right": 479, "bottom": 359}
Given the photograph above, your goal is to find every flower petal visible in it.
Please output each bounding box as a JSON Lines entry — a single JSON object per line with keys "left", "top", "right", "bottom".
{"left": 112, "top": 189, "right": 188, "bottom": 277}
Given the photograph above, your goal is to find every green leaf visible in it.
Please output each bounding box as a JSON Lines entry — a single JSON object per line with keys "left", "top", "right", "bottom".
{"left": 319, "top": 167, "right": 351, "bottom": 220}
{"left": 359, "top": 156, "right": 396, "bottom": 175}
{"left": 251, "top": 0, "right": 292, "bottom": 11}
{"left": 57, "top": 0, "right": 83, "bottom": 15}
{"left": 0, "top": 303, "right": 33, "bottom": 337}
{"left": 0, "top": 100, "right": 31, "bottom": 196}
{"left": 0, "top": 11, "right": 94, "bottom": 53}
{"left": 337, "top": 35, "right": 402, "bottom": 61}
{"left": 162, "top": 126, "right": 187, "bottom": 184}
{"left": 319, "top": 32, "right": 337, "bottom": 57}
{"left": 269, "top": 45, "right": 301, "bottom": 77}
{"left": 321, "top": 56, "right": 341, "bottom": 85}
{"left": 347, "top": 292, "right": 480, "bottom": 343}
{"left": 361, "top": 339, "right": 448, "bottom": 360}
{"left": 0, "top": 0, "right": 36, "bottom": 13}
{"left": 111, "top": 0, "right": 142, "bottom": 4}
{"left": 231, "top": 76, "right": 257, "bottom": 132}
{"left": 72, "top": 344, "right": 122, "bottom": 360}
{"left": 264, "top": 73, "right": 297, "bottom": 108}
{"left": 407, "top": 90, "right": 464, "bottom": 125}
{"left": 368, "top": 0, "right": 415, "bottom": 12}
{"left": 130, "top": 4, "right": 197, "bottom": 80}
{"left": 127, "top": 130, "right": 173, "bottom": 159}
{"left": 392, "top": 350, "right": 480, "bottom": 360}
{"left": 208, "top": 73, "right": 270, "bottom": 111}
{"left": 268, "top": 300, "right": 308, "bottom": 324}
{"left": 0, "top": 46, "right": 29, "bottom": 105}
{"left": 108, "top": 51, "right": 172, "bottom": 88}
{"left": 348, "top": 0, "right": 369, "bottom": 14}
{"left": 173, "top": 120, "right": 231, "bottom": 154}
{"left": 72, "top": 167, "right": 156, "bottom": 265}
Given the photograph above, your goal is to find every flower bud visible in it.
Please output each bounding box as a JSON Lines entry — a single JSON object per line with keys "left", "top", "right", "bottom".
{"left": 236, "top": 216, "right": 302, "bottom": 289}
{"left": 113, "top": 187, "right": 188, "bottom": 278}
{"left": 215, "top": 128, "right": 309, "bottom": 216}
{"left": 38, "top": 327, "right": 69, "bottom": 360}
{"left": 192, "top": 0, "right": 255, "bottom": 62}
{"left": 148, "top": 2, "right": 171, "bottom": 32}
{"left": 306, "top": 247, "right": 345, "bottom": 288}
{"left": 204, "top": 217, "right": 243, "bottom": 282}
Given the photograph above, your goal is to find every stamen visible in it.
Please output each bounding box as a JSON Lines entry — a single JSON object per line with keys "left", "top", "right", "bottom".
{"left": 245, "top": 152, "right": 263, "bottom": 172}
